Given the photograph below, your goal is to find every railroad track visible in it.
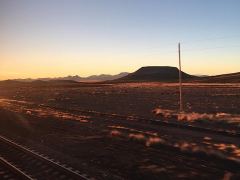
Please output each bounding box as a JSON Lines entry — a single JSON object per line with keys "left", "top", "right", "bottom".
{"left": 1, "top": 98, "right": 239, "bottom": 138}
{"left": 0, "top": 156, "right": 33, "bottom": 180}
{"left": 40, "top": 104, "right": 240, "bottom": 138}
{"left": 0, "top": 135, "right": 90, "bottom": 180}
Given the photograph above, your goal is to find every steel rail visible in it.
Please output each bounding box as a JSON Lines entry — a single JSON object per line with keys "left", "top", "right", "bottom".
{"left": 0, "top": 135, "right": 90, "bottom": 180}
{"left": 0, "top": 156, "right": 33, "bottom": 180}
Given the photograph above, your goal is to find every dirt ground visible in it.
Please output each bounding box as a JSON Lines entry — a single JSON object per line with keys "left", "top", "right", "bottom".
{"left": 0, "top": 82, "right": 239, "bottom": 179}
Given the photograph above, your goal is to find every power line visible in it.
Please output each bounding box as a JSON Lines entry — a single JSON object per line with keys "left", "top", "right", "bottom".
{"left": 183, "top": 44, "right": 240, "bottom": 53}
{"left": 139, "top": 44, "right": 240, "bottom": 57}
{"left": 139, "top": 34, "right": 240, "bottom": 52}
{"left": 182, "top": 34, "right": 240, "bottom": 45}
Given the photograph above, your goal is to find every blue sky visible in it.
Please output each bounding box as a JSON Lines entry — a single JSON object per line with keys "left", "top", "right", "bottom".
{"left": 1, "top": 0, "right": 240, "bottom": 79}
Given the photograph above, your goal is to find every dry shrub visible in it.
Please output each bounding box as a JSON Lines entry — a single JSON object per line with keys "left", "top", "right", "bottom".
{"left": 109, "top": 125, "right": 158, "bottom": 136}
{"left": 216, "top": 113, "right": 229, "bottom": 117}
{"left": 174, "top": 141, "right": 240, "bottom": 162}
{"left": 146, "top": 137, "right": 165, "bottom": 147}
{"left": 79, "top": 119, "right": 89, "bottom": 123}
{"left": 139, "top": 164, "right": 167, "bottom": 173}
{"left": 0, "top": 98, "right": 90, "bottom": 122}
{"left": 152, "top": 108, "right": 174, "bottom": 118}
{"left": 203, "top": 136, "right": 212, "bottom": 141}
{"left": 110, "top": 130, "right": 122, "bottom": 137}
{"left": 178, "top": 112, "right": 214, "bottom": 121}
{"left": 129, "top": 133, "right": 146, "bottom": 141}
{"left": 178, "top": 142, "right": 191, "bottom": 151}
{"left": 233, "top": 149, "right": 240, "bottom": 157}
{"left": 152, "top": 106, "right": 240, "bottom": 125}
{"left": 26, "top": 110, "right": 32, "bottom": 115}
{"left": 223, "top": 171, "right": 233, "bottom": 180}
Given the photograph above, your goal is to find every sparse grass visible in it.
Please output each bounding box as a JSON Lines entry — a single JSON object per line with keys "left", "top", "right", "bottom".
{"left": 153, "top": 106, "right": 240, "bottom": 131}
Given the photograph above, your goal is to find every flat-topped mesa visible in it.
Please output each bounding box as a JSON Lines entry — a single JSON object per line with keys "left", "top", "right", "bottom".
{"left": 117, "top": 66, "right": 195, "bottom": 82}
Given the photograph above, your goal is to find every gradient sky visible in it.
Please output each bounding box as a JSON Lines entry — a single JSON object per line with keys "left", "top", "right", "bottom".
{"left": 1, "top": 0, "right": 240, "bottom": 79}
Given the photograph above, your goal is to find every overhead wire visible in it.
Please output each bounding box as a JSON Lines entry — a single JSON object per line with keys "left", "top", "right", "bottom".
{"left": 140, "top": 34, "right": 240, "bottom": 56}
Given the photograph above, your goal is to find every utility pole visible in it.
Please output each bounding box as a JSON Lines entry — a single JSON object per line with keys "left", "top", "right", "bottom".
{"left": 178, "top": 43, "right": 183, "bottom": 112}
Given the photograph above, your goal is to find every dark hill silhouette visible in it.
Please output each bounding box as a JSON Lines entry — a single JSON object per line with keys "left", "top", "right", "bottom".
{"left": 0, "top": 79, "right": 81, "bottom": 88}
{"left": 116, "top": 66, "right": 195, "bottom": 82}
{"left": 196, "top": 72, "right": 240, "bottom": 83}
{"left": 31, "top": 80, "right": 80, "bottom": 85}
{"left": 0, "top": 80, "right": 26, "bottom": 86}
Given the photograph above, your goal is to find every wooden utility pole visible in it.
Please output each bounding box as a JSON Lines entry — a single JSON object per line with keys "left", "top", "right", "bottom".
{"left": 178, "top": 43, "right": 183, "bottom": 112}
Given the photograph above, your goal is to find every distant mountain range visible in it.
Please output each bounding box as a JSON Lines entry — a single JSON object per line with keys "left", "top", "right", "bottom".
{"left": 3, "top": 66, "right": 240, "bottom": 84}
{"left": 11, "top": 72, "right": 129, "bottom": 82}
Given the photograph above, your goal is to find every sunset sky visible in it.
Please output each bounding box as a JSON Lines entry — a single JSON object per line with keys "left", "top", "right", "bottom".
{"left": 1, "top": 0, "right": 240, "bottom": 79}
